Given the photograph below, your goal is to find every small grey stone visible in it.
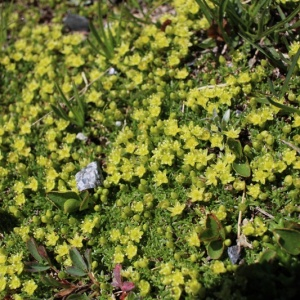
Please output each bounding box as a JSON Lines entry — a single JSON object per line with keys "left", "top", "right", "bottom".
{"left": 228, "top": 245, "right": 241, "bottom": 264}
{"left": 75, "top": 161, "right": 103, "bottom": 191}
{"left": 63, "top": 13, "right": 90, "bottom": 32}
{"left": 76, "top": 132, "right": 88, "bottom": 141}
{"left": 108, "top": 67, "right": 117, "bottom": 75}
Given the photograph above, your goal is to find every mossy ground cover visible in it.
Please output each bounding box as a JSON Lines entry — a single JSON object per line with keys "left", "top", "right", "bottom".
{"left": 1, "top": 0, "right": 300, "bottom": 299}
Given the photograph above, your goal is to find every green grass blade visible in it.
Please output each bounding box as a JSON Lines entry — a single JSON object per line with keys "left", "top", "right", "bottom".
{"left": 239, "top": 33, "right": 287, "bottom": 72}
{"left": 89, "top": 20, "right": 104, "bottom": 48}
{"left": 279, "top": 48, "right": 300, "bottom": 98}
{"left": 55, "top": 82, "right": 73, "bottom": 112}
{"left": 72, "top": 81, "right": 85, "bottom": 116}
{"left": 195, "top": 0, "right": 212, "bottom": 24}
{"left": 258, "top": 4, "right": 300, "bottom": 39}
{"left": 267, "top": 78, "right": 277, "bottom": 97}
{"left": 50, "top": 104, "right": 69, "bottom": 121}
{"left": 266, "top": 97, "right": 300, "bottom": 116}
{"left": 87, "top": 38, "right": 106, "bottom": 57}
{"left": 217, "top": 0, "right": 230, "bottom": 45}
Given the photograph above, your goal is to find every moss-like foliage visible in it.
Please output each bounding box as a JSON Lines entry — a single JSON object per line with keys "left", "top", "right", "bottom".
{"left": 0, "top": 0, "right": 300, "bottom": 299}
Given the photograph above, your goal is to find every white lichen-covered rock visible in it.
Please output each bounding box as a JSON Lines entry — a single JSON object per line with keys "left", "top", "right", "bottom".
{"left": 75, "top": 161, "right": 103, "bottom": 191}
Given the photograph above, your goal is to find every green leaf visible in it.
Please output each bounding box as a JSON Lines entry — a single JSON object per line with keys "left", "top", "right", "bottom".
{"left": 69, "top": 248, "right": 87, "bottom": 272}
{"left": 27, "top": 238, "right": 44, "bottom": 263}
{"left": 239, "top": 33, "right": 287, "bottom": 72}
{"left": 265, "top": 97, "right": 300, "bottom": 116}
{"left": 258, "top": 249, "right": 277, "bottom": 263}
{"left": 79, "top": 191, "right": 90, "bottom": 211}
{"left": 258, "top": 4, "right": 300, "bottom": 39}
{"left": 84, "top": 249, "right": 92, "bottom": 271}
{"left": 25, "top": 262, "right": 50, "bottom": 272}
{"left": 37, "top": 245, "right": 52, "bottom": 265}
{"left": 50, "top": 104, "right": 69, "bottom": 121}
{"left": 65, "top": 266, "right": 87, "bottom": 277}
{"left": 227, "top": 138, "right": 243, "bottom": 159}
{"left": 200, "top": 214, "right": 225, "bottom": 241}
{"left": 67, "top": 294, "right": 90, "bottom": 300}
{"left": 73, "top": 82, "right": 84, "bottom": 115}
{"left": 41, "top": 275, "right": 70, "bottom": 288}
{"left": 279, "top": 48, "right": 300, "bottom": 98}
{"left": 55, "top": 82, "right": 74, "bottom": 113}
{"left": 195, "top": 0, "right": 212, "bottom": 24}
{"left": 47, "top": 191, "right": 81, "bottom": 210}
{"left": 63, "top": 199, "right": 81, "bottom": 214}
{"left": 273, "top": 228, "right": 300, "bottom": 255}
{"left": 232, "top": 158, "right": 251, "bottom": 177}
{"left": 207, "top": 240, "right": 224, "bottom": 259}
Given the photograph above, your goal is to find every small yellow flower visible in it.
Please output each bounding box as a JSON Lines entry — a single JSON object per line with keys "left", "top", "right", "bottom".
{"left": 68, "top": 233, "right": 84, "bottom": 248}
{"left": 211, "top": 261, "right": 226, "bottom": 274}
{"left": 153, "top": 170, "right": 168, "bottom": 186}
{"left": 126, "top": 243, "right": 137, "bottom": 259}
{"left": 46, "top": 231, "right": 59, "bottom": 246}
{"left": 186, "top": 231, "right": 200, "bottom": 247}
{"left": 168, "top": 201, "right": 185, "bottom": 217}
{"left": 22, "top": 279, "right": 37, "bottom": 296}
{"left": 0, "top": 276, "right": 7, "bottom": 292}
{"left": 56, "top": 242, "right": 69, "bottom": 257}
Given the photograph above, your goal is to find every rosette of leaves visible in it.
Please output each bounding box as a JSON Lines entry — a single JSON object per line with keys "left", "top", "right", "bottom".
{"left": 51, "top": 82, "right": 87, "bottom": 129}
{"left": 47, "top": 190, "right": 91, "bottom": 214}
{"left": 25, "top": 238, "right": 100, "bottom": 299}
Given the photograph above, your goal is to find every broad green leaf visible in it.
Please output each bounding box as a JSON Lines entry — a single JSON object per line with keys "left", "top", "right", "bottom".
{"left": 41, "top": 275, "right": 70, "bottom": 288}
{"left": 200, "top": 214, "right": 225, "bottom": 241}
{"left": 232, "top": 158, "right": 251, "bottom": 177}
{"left": 258, "top": 249, "right": 277, "bottom": 263}
{"left": 273, "top": 228, "right": 300, "bottom": 255}
{"left": 69, "top": 248, "right": 87, "bottom": 272}
{"left": 207, "top": 240, "right": 224, "bottom": 259}
{"left": 25, "top": 262, "right": 50, "bottom": 272}
{"left": 37, "top": 245, "right": 51, "bottom": 265}
{"left": 27, "top": 238, "right": 44, "bottom": 263}
{"left": 282, "top": 220, "right": 300, "bottom": 231}
{"left": 47, "top": 191, "right": 80, "bottom": 209}
{"left": 63, "top": 199, "right": 81, "bottom": 214}
{"left": 227, "top": 138, "right": 243, "bottom": 159}
{"left": 65, "top": 266, "right": 87, "bottom": 277}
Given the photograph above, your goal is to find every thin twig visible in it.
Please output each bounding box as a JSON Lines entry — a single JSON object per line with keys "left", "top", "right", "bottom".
{"left": 237, "top": 190, "right": 246, "bottom": 240}
{"left": 197, "top": 83, "right": 228, "bottom": 90}
{"left": 30, "top": 68, "right": 110, "bottom": 127}
{"left": 255, "top": 206, "right": 274, "bottom": 219}
{"left": 280, "top": 139, "right": 300, "bottom": 154}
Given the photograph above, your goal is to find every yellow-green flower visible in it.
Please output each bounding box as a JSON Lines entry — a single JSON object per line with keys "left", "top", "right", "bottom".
{"left": 153, "top": 170, "right": 168, "bottom": 186}
{"left": 168, "top": 201, "right": 185, "bottom": 217}
{"left": 211, "top": 261, "right": 226, "bottom": 274}
{"left": 186, "top": 231, "right": 200, "bottom": 247}
{"left": 22, "top": 279, "right": 37, "bottom": 296}
{"left": 68, "top": 233, "right": 84, "bottom": 248}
